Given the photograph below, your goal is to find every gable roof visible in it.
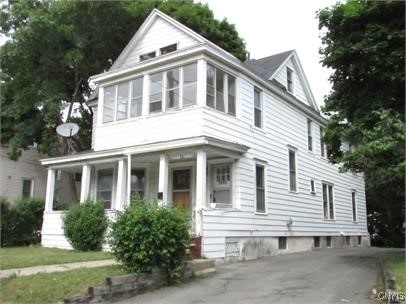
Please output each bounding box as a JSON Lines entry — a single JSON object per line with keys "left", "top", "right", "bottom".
{"left": 110, "top": 8, "right": 239, "bottom": 70}
{"left": 243, "top": 50, "right": 293, "bottom": 80}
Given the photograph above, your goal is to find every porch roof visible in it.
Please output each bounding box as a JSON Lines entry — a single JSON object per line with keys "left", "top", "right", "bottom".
{"left": 40, "top": 136, "right": 249, "bottom": 167}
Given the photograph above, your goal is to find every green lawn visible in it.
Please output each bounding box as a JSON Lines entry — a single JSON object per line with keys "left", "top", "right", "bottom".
{"left": 0, "top": 265, "right": 126, "bottom": 304}
{"left": 0, "top": 246, "right": 113, "bottom": 270}
{"left": 386, "top": 254, "right": 406, "bottom": 292}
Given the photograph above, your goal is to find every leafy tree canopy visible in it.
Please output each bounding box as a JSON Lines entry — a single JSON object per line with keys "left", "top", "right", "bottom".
{"left": 318, "top": 0, "right": 405, "bottom": 247}
{"left": 0, "top": 0, "right": 247, "bottom": 159}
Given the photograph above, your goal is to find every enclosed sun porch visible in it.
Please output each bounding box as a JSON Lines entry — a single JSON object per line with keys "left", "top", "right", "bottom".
{"left": 40, "top": 136, "right": 248, "bottom": 249}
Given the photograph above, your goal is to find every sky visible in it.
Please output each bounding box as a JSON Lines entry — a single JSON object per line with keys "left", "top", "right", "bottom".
{"left": 199, "top": 0, "right": 337, "bottom": 107}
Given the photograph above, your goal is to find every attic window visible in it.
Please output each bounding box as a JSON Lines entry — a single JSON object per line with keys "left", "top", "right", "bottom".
{"left": 287, "top": 67, "right": 294, "bottom": 93}
{"left": 160, "top": 43, "right": 177, "bottom": 55}
{"left": 139, "top": 51, "right": 156, "bottom": 62}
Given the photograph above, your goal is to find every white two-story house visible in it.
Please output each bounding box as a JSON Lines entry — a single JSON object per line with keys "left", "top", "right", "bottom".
{"left": 40, "top": 9, "right": 368, "bottom": 258}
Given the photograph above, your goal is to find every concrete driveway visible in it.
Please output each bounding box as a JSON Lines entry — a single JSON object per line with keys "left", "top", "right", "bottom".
{"left": 118, "top": 247, "right": 395, "bottom": 304}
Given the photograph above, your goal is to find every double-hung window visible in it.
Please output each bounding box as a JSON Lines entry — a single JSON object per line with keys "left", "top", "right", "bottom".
{"left": 206, "top": 64, "right": 236, "bottom": 116}
{"left": 320, "top": 126, "right": 326, "bottom": 157}
{"left": 211, "top": 164, "right": 232, "bottom": 207}
{"left": 116, "top": 82, "right": 130, "bottom": 120}
{"left": 254, "top": 87, "right": 262, "bottom": 128}
{"left": 166, "top": 68, "right": 180, "bottom": 110}
{"left": 130, "top": 77, "right": 143, "bottom": 117}
{"left": 103, "top": 86, "right": 116, "bottom": 123}
{"left": 322, "top": 183, "right": 334, "bottom": 220}
{"left": 351, "top": 191, "right": 357, "bottom": 222}
{"left": 131, "top": 169, "right": 146, "bottom": 199}
{"left": 255, "top": 165, "right": 265, "bottom": 213}
{"left": 183, "top": 63, "right": 197, "bottom": 106}
{"left": 149, "top": 72, "right": 163, "bottom": 113}
{"left": 288, "top": 149, "right": 297, "bottom": 192}
{"left": 22, "top": 179, "right": 34, "bottom": 198}
{"left": 97, "top": 169, "right": 113, "bottom": 209}
{"left": 307, "top": 119, "right": 313, "bottom": 151}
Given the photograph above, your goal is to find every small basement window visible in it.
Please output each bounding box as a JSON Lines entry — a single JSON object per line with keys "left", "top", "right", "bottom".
{"left": 345, "top": 236, "right": 351, "bottom": 246}
{"left": 326, "top": 236, "right": 332, "bottom": 248}
{"left": 139, "top": 51, "right": 156, "bottom": 62}
{"left": 357, "top": 236, "right": 362, "bottom": 245}
{"left": 160, "top": 43, "right": 177, "bottom": 55}
{"left": 314, "top": 236, "right": 320, "bottom": 248}
{"left": 279, "top": 237, "right": 287, "bottom": 250}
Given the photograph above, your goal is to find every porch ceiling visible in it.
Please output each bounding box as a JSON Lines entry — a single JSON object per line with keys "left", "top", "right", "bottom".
{"left": 40, "top": 136, "right": 249, "bottom": 168}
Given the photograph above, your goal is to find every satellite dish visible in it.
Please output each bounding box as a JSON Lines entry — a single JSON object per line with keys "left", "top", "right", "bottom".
{"left": 56, "top": 123, "right": 79, "bottom": 138}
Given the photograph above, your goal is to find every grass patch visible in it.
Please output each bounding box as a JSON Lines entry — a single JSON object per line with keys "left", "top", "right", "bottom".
{"left": 0, "top": 265, "right": 126, "bottom": 304}
{"left": 0, "top": 246, "right": 112, "bottom": 270}
{"left": 385, "top": 254, "right": 406, "bottom": 292}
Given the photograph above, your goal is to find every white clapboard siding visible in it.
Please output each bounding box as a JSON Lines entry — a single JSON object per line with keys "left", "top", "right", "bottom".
{"left": 118, "top": 17, "right": 198, "bottom": 69}
{"left": 273, "top": 57, "right": 309, "bottom": 106}
{"left": 93, "top": 107, "right": 204, "bottom": 151}
{"left": 200, "top": 76, "right": 367, "bottom": 258}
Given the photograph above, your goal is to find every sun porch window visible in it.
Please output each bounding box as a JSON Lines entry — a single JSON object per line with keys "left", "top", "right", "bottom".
{"left": 131, "top": 169, "right": 146, "bottom": 199}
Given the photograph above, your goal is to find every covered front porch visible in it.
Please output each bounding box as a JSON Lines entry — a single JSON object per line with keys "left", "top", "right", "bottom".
{"left": 40, "top": 136, "right": 248, "bottom": 249}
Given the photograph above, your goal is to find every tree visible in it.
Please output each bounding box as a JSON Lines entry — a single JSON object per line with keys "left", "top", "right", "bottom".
{"left": 0, "top": 0, "right": 246, "bottom": 160}
{"left": 318, "top": 0, "right": 405, "bottom": 247}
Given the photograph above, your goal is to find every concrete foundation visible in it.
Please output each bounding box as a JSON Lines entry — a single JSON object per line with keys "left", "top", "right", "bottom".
{"left": 224, "top": 235, "right": 370, "bottom": 260}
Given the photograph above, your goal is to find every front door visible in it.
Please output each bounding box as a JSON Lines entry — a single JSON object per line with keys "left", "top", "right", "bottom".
{"left": 172, "top": 169, "right": 190, "bottom": 210}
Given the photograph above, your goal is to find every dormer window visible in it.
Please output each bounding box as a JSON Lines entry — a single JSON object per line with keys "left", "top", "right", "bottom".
{"left": 287, "top": 67, "right": 294, "bottom": 93}
{"left": 160, "top": 43, "right": 177, "bottom": 55}
{"left": 139, "top": 51, "right": 156, "bottom": 62}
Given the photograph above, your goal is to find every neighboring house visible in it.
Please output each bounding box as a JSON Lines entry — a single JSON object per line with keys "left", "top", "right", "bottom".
{"left": 40, "top": 9, "right": 369, "bottom": 257}
{"left": 0, "top": 145, "right": 47, "bottom": 202}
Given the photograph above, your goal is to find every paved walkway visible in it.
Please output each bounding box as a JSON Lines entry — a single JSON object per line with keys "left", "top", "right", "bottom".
{"left": 0, "top": 259, "right": 118, "bottom": 279}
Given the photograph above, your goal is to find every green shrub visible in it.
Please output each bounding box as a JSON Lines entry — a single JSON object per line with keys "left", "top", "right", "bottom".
{"left": 110, "top": 198, "right": 190, "bottom": 283}
{"left": 63, "top": 200, "right": 108, "bottom": 251}
{"left": 1, "top": 197, "right": 44, "bottom": 247}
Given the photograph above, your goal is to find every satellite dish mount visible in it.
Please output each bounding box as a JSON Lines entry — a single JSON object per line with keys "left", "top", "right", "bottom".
{"left": 56, "top": 123, "right": 80, "bottom": 155}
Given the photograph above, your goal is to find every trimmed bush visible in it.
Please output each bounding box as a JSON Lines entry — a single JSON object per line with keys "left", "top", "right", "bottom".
{"left": 0, "top": 197, "right": 44, "bottom": 247}
{"left": 63, "top": 200, "right": 108, "bottom": 251}
{"left": 110, "top": 198, "right": 190, "bottom": 283}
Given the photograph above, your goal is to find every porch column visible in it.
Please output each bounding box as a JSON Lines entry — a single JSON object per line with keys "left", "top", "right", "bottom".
{"left": 195, "top": 150, "right": 207, "bottom": 236}
{"left": 44, "top": 168, "right": 56, "bottom": 212}
{"left": 80, "top": 164, "right": 91, "bottom": 203}
{"left": 158, "top": 154, "right": 169, "bottom": 205}
{"left": 126, "top": 154, "right": 132, "bottom": 206}
{"left": 115, "top": 158, "right": 126, "bottom": 210}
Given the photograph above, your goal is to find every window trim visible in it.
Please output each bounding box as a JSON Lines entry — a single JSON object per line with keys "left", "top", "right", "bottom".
{"left": 253, "top": 86, "right": 263, "bottom": 129}
{"left": 322, "top": 182, "right": 335, "bottom": 220}
{"left": 351, "top": 190, "right": 357, "bottom": 222}
{"left": 287, "top": 67, "right": 294, "bottom": 93}
{"left": 287, "top": 146, "right": 298, "bottom": 193}
{"left": 310, "top": 179, "right": 316, "bottom": 194}
{"left": 254, "top": 163, "right": 266, "bottom": 214}
{"left": 320, "top": 126, "right": 326, "bottom": 158}
{"left": 21, "top": 178, "right": 34, "bottom": 198}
